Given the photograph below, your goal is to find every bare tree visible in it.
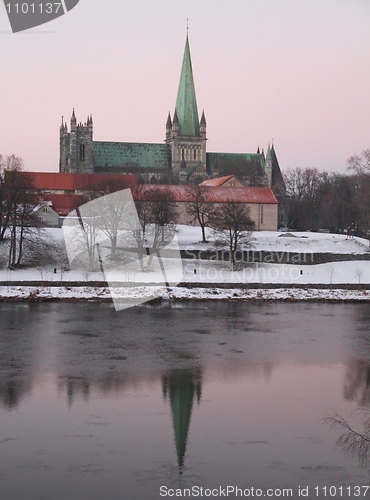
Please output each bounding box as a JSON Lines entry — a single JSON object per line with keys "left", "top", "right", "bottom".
{"left": 61, "top": 196, "right": 102, "bottom": 273}
{"left": 131, "top": 186, "right": 178, "bottom": 271}
{"left": 352, "top": 179, "right": 370, "bottom": 234}
{"left": 344, "top": 150, "right": 370, "bottom": 235}
{"left": 0, "top": 156, "right": 37, "bottom": 268}
{"left": 327, "top": 265, "right": 336, "bottom": 285}
{"left": 90, "top": 175, "right": 134, "bottom": 198}
{"left": 130, "top": 185, "right": 153, "bottom": 269}
{"left": 185, "top": 185, "right": 215, "bottom": 243}
{"left": 75, "top": 202, "right": 100, "bottom": 272}
{"left": 212, "top": 201, "right": 255, "bottom": 271}
{"left": 283, "top": 166, "right": 360, "bottom": 232}
{"left": 283, "top": 167, "right": 321, "bottom": 230}
{"left": 148, "top": 188, "right": 178, "bottom": 237}
{"left": 0, "top": 155, "right": 25, "bottom": 241}
{"left": 63, "top": 188, "right": 140, "bottom": 274}
{"left": 74, "top": 177, "right": 135, "bottom": 263}
{"left": 347, "top": 149, "right": 370, "bottom": 176}
{"left": 324, "top": 410, "right": 370, "bottom": 468}
{"left": 95, "top": 192, "right": 132, "bottom": 261}
{"left": 354, "top": 266, "right": 365, "bottom": 285}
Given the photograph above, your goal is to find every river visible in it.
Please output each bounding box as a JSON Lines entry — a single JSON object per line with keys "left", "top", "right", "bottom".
{"left": 0, "top": 301, "right": 369, "bottom": 499}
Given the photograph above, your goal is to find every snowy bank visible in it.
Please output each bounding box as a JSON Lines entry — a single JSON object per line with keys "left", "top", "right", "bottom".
{"left": 1, "top": 285, "right": 370, "bottom": 303}
{"left": 1, "top": 227, "right": 370, "bottom": 302}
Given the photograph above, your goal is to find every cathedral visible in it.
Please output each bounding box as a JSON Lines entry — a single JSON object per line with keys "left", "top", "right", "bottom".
{"left": 59, "top": 34, "right": 283, "bottom": 192}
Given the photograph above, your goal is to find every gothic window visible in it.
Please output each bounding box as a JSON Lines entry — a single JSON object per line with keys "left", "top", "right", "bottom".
{"left": 194, "top": 149, "right": 196, "bottom": 160}
{"left": 80, "top": 143, "right": 85, "bottom": 162}
{"left": 260, "top": 205, "right": 264, "bottom": 224}
{"left": 181, "top": 149, "right": 185, "bottom": 161}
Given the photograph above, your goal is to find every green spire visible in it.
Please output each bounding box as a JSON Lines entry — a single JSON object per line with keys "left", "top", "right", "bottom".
{"left": 175, "top": 35, "right": 200, "bottom": 137}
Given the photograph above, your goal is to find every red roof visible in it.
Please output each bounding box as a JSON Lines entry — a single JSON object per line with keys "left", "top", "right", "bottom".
{"left": 25, "top": 172, "right": 136, "bottom": 191}
{"left": 30, "top": 181, "right": 277, "bottom": 217}
{"left": 200, "top": 175, "right": 235, "bottom": 187}
{"left": 37, "top": 194, "right": 85, "bottom": 216}
{"left": 132, "top": 185, "right": 278, "bottom": 204}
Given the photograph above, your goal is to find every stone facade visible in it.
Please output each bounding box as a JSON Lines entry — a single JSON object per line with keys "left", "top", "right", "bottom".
{"left": 174, "top": 201, "right": 277, "bottom": 231}
{"left": 165, "top": 111, "right": 208, "bottom": 184}
{"left": 60, "top": 110, "right": 93, "bottom": 174}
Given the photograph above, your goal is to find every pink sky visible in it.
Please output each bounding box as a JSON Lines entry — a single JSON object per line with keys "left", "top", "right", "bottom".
{"left": 0, "top": 0, "right": 369, "bottom": 174}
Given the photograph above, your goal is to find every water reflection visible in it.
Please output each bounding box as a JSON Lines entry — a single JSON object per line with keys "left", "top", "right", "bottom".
{"left": 344, "top": 360, "right": 370, "bottom": 405}
{"left": 1, "top": 302, "right": 370, "bottom": 498}
{"left": 57, "top": 375, "right": 91, "bottom": 407}
{"left": 324, "top": 409, "right": 370, "bottom": 468}
{"left": 0, "top": 378, "right": 33, "bottom": 410}
{"left": 162, "top": 368, "right": 202, "bottom": 468}
{"left": 0, "top": 303, "right": 43, "bottom": 410}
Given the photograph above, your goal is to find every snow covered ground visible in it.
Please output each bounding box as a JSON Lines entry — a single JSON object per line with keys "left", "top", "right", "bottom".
{"left": 1, "top": 226, "right": 370, "bottom": 301}
{"left": 178, "top": 225, "right": 370, "bottom": 254}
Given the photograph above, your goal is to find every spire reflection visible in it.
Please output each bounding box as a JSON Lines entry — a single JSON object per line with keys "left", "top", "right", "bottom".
{"left": 162, "top": 367, "right": 202, "bottom": 468}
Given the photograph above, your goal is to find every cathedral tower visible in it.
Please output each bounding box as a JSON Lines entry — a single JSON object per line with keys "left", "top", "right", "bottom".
{"left": 166, "top": 35, "right": 208, "bottom": 184}
{"left": 59, "top": 110, "right": 94, "bottom": 173}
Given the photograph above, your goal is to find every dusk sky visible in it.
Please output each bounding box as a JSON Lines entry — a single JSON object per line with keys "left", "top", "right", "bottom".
{"left": 1, "top": 0, "right": 369, "bottom": 174}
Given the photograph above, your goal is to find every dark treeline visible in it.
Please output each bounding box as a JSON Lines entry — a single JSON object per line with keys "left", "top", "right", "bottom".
{"left": 283, "top": 149, "right": 370, "bottom": 236}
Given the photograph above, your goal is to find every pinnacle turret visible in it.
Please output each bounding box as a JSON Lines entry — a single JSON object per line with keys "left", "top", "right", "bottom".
{"left": 266, "top": 143, "right": 272, "bottom": 161}
{"left": 165, "top": 112, "right": 172, "bottom": 141}
{"left": 200, "top": 110, "right": 206, "bottom": 139}
{"left": 264, "top": 144, "right": 272, "bottom": 188}
{"left": 166, "top": 112, "right": 172, "bottom": 129}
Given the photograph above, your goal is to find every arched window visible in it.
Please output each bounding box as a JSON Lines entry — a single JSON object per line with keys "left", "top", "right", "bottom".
{"left": 79, "top": 143, "right": 85, "bottom": 162}
{"left": 194, "top": 149, "right": 196, "bottom": 160}
{"left": 181, "top": 148, "right": 185, "bottom": 160}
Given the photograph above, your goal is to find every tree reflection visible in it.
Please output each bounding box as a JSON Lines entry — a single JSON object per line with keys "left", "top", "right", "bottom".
{"left": 0, "top": 378, "right": 32, "bottom": 410}
{"left": 57, "top": 376, "right": 91, "bottom": 407}
{"left": 324, "top": 409, "right": 370, "bottom": 468}
{"left": 343, "top": 360, "right": 370, "bottom": 405}
{"left": 324, "top": 359, "right": 370, "bottom": 467}
{"left": 56, "top": 372, "right": 140, "bottom": 407}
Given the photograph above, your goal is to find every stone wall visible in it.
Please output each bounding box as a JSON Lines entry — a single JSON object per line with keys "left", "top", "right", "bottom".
{"left": 174, "top": 201, "right": 278, "bottom": 231}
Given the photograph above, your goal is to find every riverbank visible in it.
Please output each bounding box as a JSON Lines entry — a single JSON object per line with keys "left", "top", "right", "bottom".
{"left": 1, "top": 284, "right": 370, "bottom": 302}
{"left": 2, "top": 227, "right": 370, "bottom": 302}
